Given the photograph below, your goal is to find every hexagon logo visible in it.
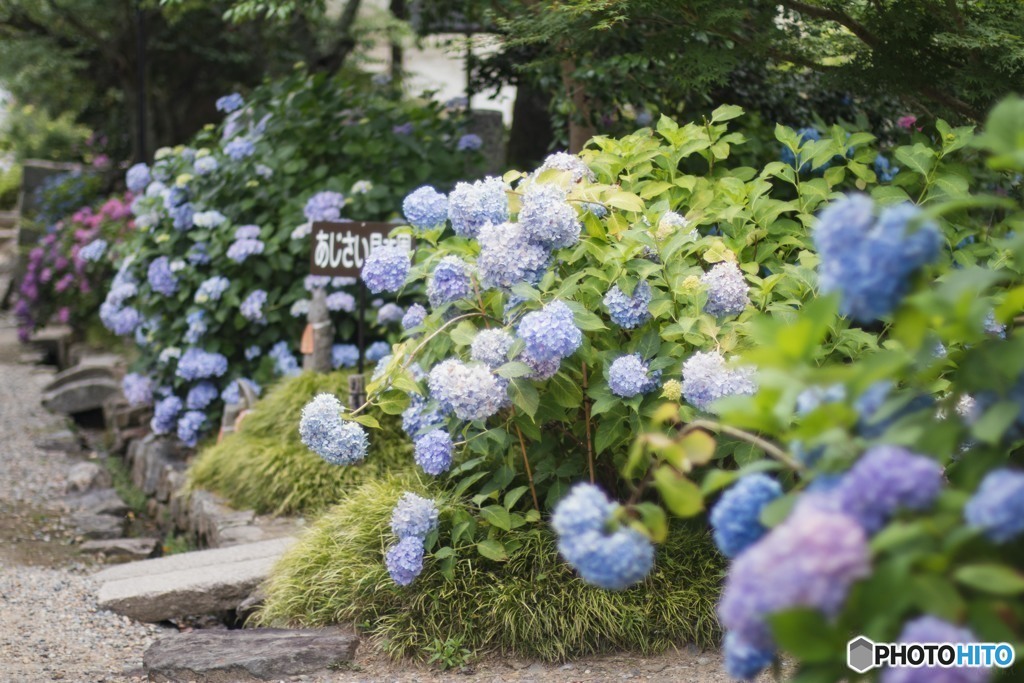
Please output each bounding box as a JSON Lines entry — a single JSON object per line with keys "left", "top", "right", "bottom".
{"left": 847, "top": 636, "right": 876, "bottom": 674}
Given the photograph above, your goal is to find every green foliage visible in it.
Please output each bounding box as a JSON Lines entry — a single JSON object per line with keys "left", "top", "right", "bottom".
{"left": 188, "top": 370, "right": 411, "bottom": 515}
{"left": 0, "top": 104, "right": 93, "bottom": 162}
{"left": 256, "top": 476, "right": 724, "bottom": 660}
{"left": 424, "top": 635, "right": 473, "bottom": 671}
{"left": 104, "top": 455, "right": 149, "bottom": 517}
{"left": 0, "top": 162, "right": 22, "bottom": 210}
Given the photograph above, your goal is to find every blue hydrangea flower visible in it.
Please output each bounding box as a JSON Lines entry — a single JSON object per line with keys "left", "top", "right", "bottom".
{"left": 414, "top": 429, "right": 454, "bottom": 475}
{"left": 880, "top": 617, "right": 988, "bottom": 683}
{"left": 350, "top": 180, "right": 373, "bottom": 194}
{"left": 681, "top": 351, "right": 757, "bottom": 412}
{"left": 240, "top": 290, "right": 267, "bottom": 322}
{"left": 245, "top": 345, "right": 261, "bottom": 361}
{"left": 332, "top": 344, "right": 359, "bottom": 369}
{"left": 187, "top": 242, "right": 210, "bottom": 265}
{"left": 551, "top": 483, "right": 654, "bottom": 590}
{"left": 427, "top": 255, "right": 472, "bottom": 307}
{"left": 321, "top": 291, "right": 352, "bottom": 313}
{"left": 470, "top": 329, "right": 514, "bottom": 368}
{"left": 126, "top": 163, "right": 151, "bottom": 193}
{"left": 873, "top": 154, "right": 900, "bottom": 183}
{"left": 401, "top": 394, "right": 445, "bottom": 438}
{"left": 518, "top": 301, "right": 582, "bottom": 363}
{"left": 537, "top": 152, "right": 595, "bottom": 183}
{"left": 193, "top": 210, "right": 227, "bottom": 229}
{"left": 80, "top": 239, "right": 107, "bottom": 262}
{"left": 477, "top": 221, "right": 550, "bottom": 289}
{"left": 221, "top": 379, "right": 259, "bottom": 405}
{"left": 385, "top": 536, "right": 425, "bottom": 586}
{"left": 184, "top": 310, "right": 207, "bottom": 344}
{"left": 176, "top": 348, "right": 228, "bottom": 380}
{"left": 402, "top": 303, "right": 427, "bottom": 330}
{"left": 724, "top": 632, "right": 775, "bottom": 681}
{"left": 147, "top": 257, "right": 178, "bottom": 296}
{"left": 224, "top": 137, "right": 255, "bottom": 160}
{"left": 964, "top": 469, "right": 1024, "bottom": 543}
{"left": 216, "top": 93, "right": 244, "bottom": 113}
{"left": 710, "top": 474, "right": 783, "bottom": 558}
{"left": 362, "top": 245, "right": 410, "bottom": 294}
{"left": 186, "top": 382, "right": 218, "bottom": 410}
{"left": 983, "top": 310, "right": 1006, "bottom": 338}
{"left": 169, "top": 203, "right": 194, "bottom": 230}
{"left": 522, "top": 352, "right": 561, "bottom": 381}
{"left": 447, "top": 176, "right": 508, "bottom": 238}
{"left": 403, "top": 186, "right": 449, "bottom": 229}
{"left": 701, "top": 261, "right": 749, "bottom": 317}
{"left": 457, "top": 133, "right": 483, "bottom": 151}
{"left": 164, "top": 186, "right": 189, "bottom": 210}
{"left": 195, "top": 276, "right": 230, "bottom": 304}
{"left": 604, "top": 281, "right": 652, "bottom": 329}
{"left": 226, "top": 238, "right": 264, "bottom": 263}
{"left": 428, "top": 359, "right": 508, "bottom": 421}
{"left": 796, "top": 384, "right": 847, "bottom": 416}
{"left": 122, "top": 373, "right": 153, "bottom": 407}
{"left": 99, "top": 303, "right": 140, "bottom": 336}
{"left": 269, "top": 341, "right": 300, "bottom": 376}
{"left": 304, "top": 191, "right": 346, "bottom": 222}
{"left": 366, "top": 341, "right": 391, "bottom": 363}
{"left": 518, "top": 183, "right": 581, "bottom": 249}
{"left": 390, "top": 492, "right": 439, "bottom": 539}
{"left": 607, "top": 354, "right": 660, "bottom": 398}
{"left": 298, "top": 393, "right": 369, "bottom": 465}
{"left": 718, "top": 508, "right": 870, "bottom": 651}
{"left": 175, "top": 411, "right": 204, "bottom": 447}
{"left": 815, "top": 194, "right": 941, "bottom": 323}
{"left": 151, "top": 395, "right": 183, "bottom": 434}
{"left": 377, "top": 303, "right": 404, "bottom": 325}
{"left": 194, "top": 156, "right": 218, "bottom": 176}
{"left": 234, "top": 225, "right": 260, "bottom": 240}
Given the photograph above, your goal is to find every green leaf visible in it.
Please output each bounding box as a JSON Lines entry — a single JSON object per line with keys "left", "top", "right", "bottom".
{"left": 632, "top": 502, "right": 668, "bottom": 543}
{"left": 480, "top": 505, "right": 512, "bottom": 531}
{"left": 710, "top": 104, "right": 744, "bottom": 123}
{"left": 509, "top": 378, "right": 540, "bottom": 419}
{"left": 476, "top": 539, "right": 508, "bottom": 562}
{"left": 375, "top": 389, "right": 410, "bottom": 415}
{"left": 972, "top": 401, "right": 1020, "bottom": 444}
{"left": 954, "top": 564, "right": 1024, "bottom": 595}
{"left": 768, "top": 608, "right": 844, "bottom": 662}
{"left": 652, "top": 466, "right": 704, "bottom": 517}
{"left": 433, "top": 546, "right": 456, "bottom": 559}
{"left": 346, "top": 414, "right": 379, "bottom": 429}
{"left": 496, "top": 361, "right": 532, "bottom": 379}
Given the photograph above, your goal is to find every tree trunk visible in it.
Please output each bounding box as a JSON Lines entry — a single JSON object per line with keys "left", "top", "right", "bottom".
{"left": 506, "top": 80, "right": 554, "bottom": 169}
{"left": 561, "top": 58, "right": 596, "bottom": 153}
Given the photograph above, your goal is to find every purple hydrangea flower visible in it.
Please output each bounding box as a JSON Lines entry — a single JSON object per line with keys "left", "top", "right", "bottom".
{"left": 681, "top": 351, "right": 757, "bottom": 412}
{"left": 724, "top": 632, "right": 775, "bottom": 681}
{"left": 176, "top": 348, "right": 228, "bottom": 380}
{"left": 147, "top": 257, "right": 178, "bottom": 296}
{"left": 223, "top": 137, "right": 255, "bottom": 161}
{"left": 385, "top": 536, "right": 425, "bottom": 586}
{"left": 235, "top": 225, "right": 261, "bottom": 240}
{"left": 523, "top": 353, "right": 562, "bottom": 381}
{"left": 194, "top": 156, "right": 218, "bottom": 176}
{"left": 428, "top": 359, "right": 508, "bottom": 421}
{"left": 518, "top": 183, "right": 580, "bottom": 249}
{"left": 362, "top": 245, "right": 410, "bottom": 294}
{"left": 366, "top": 341, "right": 390, "bottom": 363}
{"left": 304, "top": 191, "right": 346, "bottom": 222}
{"left": 470, "top": 329, "right": 515, "bottom": 368}
{"left": 537, "top": 152, "right": 595, "bottom": 183}
{"left": 702, "top": 261, "right": 749, "bottom": 317}
{"left": 402, "top": 303, "right": 427, "bottom": 330}
{"left": 169, "top": 203, "right": 194, "bottom": 230}
{"left": 332, "top": 344, "right": 359, "bottom": 369}
{"left": 216, "top": 93, "right": 244, "bottom": 113}
{"left": 457, "top": 133, "right": 483, "bottom": 151}
{"left": 151, "top": 395, "right": 183, "bottom": 434}
{"left": 99, "top": 303, "right": 141, "bottom": 336}
{"left": 79, "top": 238, "right": 107, "bottom": 262}
{"left": 326, "top": 291, "right": 356, "bottom": 313}
{"left": 401, "top": 394, "right": 445, "bottom": 438}
{"left": 428, "top": 255, "right": 472, "bottom": 307}
{"left": 245, "top": 345, "right": 261, "bottom": 361}
{"left": 403, "top": 186, "right": 449, "bottom": 229}
{"left": 517, "top": 301, "right": 582, "bottom": 363}
{"left": 195, "top": 276, "right": 230, "bottom": 304}
{"left": 477, "top": 221, "right": 550, "bottom": 289}
{"left": 122, "top": 373, "right": 153, "bottom": 407}
{"left": 186, "top": 382, "right": 218, "bottom": 410}
{"left": 226, "top": 238, "right": 264, "bottom": 263}
{"left": 187, "top": 242, "right": 210, "bottom": 265}
{"left": 298, "top": 393, "right": 369, "bottom": 465}
{"left": 964, "top": 469, "right": 1024, "bottom": 543}
{"left": 126, "top": 163, "right": 150, "bottom": 193}
{"left": 607, "top": 354, "right": 660, "bottom": 398}
{"left": 240, "top": 289, "right": 267, "bottom": 322}
{"left": 604, "top": 281, "right": 652, "bottom": 329}
{"left": 377, "top": 302, "right": 404, "bottom": 325}
{"left": 176, "top": 410, "right": 205, "bottom": 447}
{"left": 390, "top": 492, "right": 439, "bottom": 539}
{"left": 270, "top": 341, "right": 300, "bottom": 376}
{"left": 414, "top": 429, "right": 454, "bottom": 475}
{"left": 880, "top": 617, "right": 989, "bottom": 683}
{"left": 447, "top": 177, "right": 508, "bottom": 238}
{"left": 710, "top": 474, "right": 782, "bottom": 558}
{"left": 392, "top": 122, "right": 414, "bottom": 136}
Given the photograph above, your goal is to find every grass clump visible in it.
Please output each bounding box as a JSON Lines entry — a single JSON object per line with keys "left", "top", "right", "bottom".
{"left": 187, "top": 371, "right": 411, "bottom": 516}
{"left": 104, "top": 456, "right": 148, "bottom": 515}
{"left": 257, "top": 476, "right": 724, "bottom": 661}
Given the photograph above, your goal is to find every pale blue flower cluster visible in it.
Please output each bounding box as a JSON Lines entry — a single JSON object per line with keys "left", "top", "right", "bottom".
{"left": 216, "top": 93, "right": 244, "bottom": 113}
{"left": 245, "top": 345, "right": 261, "bottom": 361}
{"left": 447, "top": 176, "right": 508, "bottom": 238}
{"left": 184, "top": 310, "right": 207, "bottom": 344}
{"left": 517, "top": 301, "right": 582, "bottom": 363}
{"left": 814, "top": 194, "right": 941, "bottom": 322}
{"left": 551, "top": 483, "right": 654, "bottom": 590}
{"left": 607, "top": 354, "right": 660, "bottom": 398}
{"left": 151, "top": 396, "right": 182, "bottom": 434}
{"left": 457, "top": 133, "right": 483, "bottom": 151}
{"left": 326, "top": 291, "right": 356, "bottom": 313}
{"left": 428, "top": 359, "right": 508, "bottom": 421}
{"left": 100, "top": 301, "right": 141, "bottom": 336}
{"left": 290, "top": 299, "right": 310, "bottom": 317}
{"left": 385, "top": 492, "right": 440, "bottom": 586}
{"left": 193, "top": 210, "right": 227, "bottom": 229}
{"left": 701, "top": 261, "right": 749, "bottom": 317}
{"left": 79, "top": 239, "right": 107, "bottom": 262}
{"left": 964, "top": 468, "right": 1024, "bottom": 543}
{"left": 377, "top": 303, "right": 404, "bottom": 325}
{"left": 176, "top": 348, "right": 228, "bottom": 380}
{"left": 873, "top": 154, "right": 899, "bottom": 183}
{"left": 427, "top": 255, "right": 472, "bottom": 307}
{"left": 983, "top": 310, "right": 1006, "bottom": 338}
{"left": 240, "top": 290, "right": 267, "bottom": 322}
{"left": 724, "top": 631, "right": 775, "bottom": 681}
{"left": 186, "top": 381, "right": 218, "bottom": 410}
{"left": 401, "top": 303, "right": 427, "bottom": 330}
{"left": 604, "top": 281, "right": 652, "bottom": 329}
{"left": 470, "top": 329, "right": 514, "bottom": 368}
{"left": 176, "top": 410, "right": 205, "bottom": 447}
{"left": 298, "top": 393, "right": 369, "bottom": 465}
{"left": 224, "top": 138, "right": 255, "bottom": 161}
{"left": 537, "top": 152, "right": 595, "bottom": 183}
{"left": 195, "top": 276, "right": 230, "bottom": 303}
{"left": 194, "top": 156, "right": 218, "bottom": 176}
{"left": 187, "top": 243, "right": 210, "bottom": 265}
{"left": 681, "top": 351, "right": 756, "bottom": 412}
{"left": 235, "top": 225, "right": 260, "bottom": 240}
{"left": 403, "top": 186, "right": 449, "bottom": 229}
{"left": 332, "top": 344, "right": 359, "bottom": 369}
{"left": 414, "top": 429, "right": 454, "bottom": 475}
{"left": 147, "top": 256, "right": 178, "bottom": 296}
{"left": 304, "top": 191, "right": 346, "bottom": 222}
{"left": 401, "top": 394, "right": 445, "bottom": 438}
{"left": 517, "top": 184, "right": 580, "bottom": 249}
{"left": 385, "top": 537, "right": 425, "bottom": 586}
{"left": 122, "top": 373, "right": 153, "bottom": 407}
{"left": 880, "top": 617, "right": 987, "bottom": 683}
{"left": 476, "top": 221, "right": 549, "bottom": 289}
{"left": 366, "top": 341, "right": 391, "bottom": 363}
{"left": 126, "top": 163, "right": 151, "bottom": 193}
{"left": 221, "top": 379, "right": 259, "bottom": 405}
{"left": 362, "top": 245, "right": 410, "bottom": 294}
{"left": 710, "top": 474, "right": 782, "bottom": 558}
{"left": 226, "top": 236, "right": 264, "bottom": 263}
{"left": 270, "top": 341, "right": 300, "bottom": 376}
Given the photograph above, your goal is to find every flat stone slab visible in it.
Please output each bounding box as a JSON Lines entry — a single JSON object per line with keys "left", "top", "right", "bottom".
{"left": 42, "top": 376, "right": 120, "bottom": 415}
{"left": 80, "top": 537, "right": 159, "bottom": 558}
{"left": 144, "top": 628, "right": 358, "bottom": 682}
{"left": 96, "top": 537, "right": 295, "bottom": 622}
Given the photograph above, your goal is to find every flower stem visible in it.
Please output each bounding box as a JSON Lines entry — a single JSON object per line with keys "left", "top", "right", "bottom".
{"left": 682, "top": 419, "right": 802, "bottom": 470}
{"left": 582, "top": 361, "right": 595, "bottom": 484}
{"left": 512, "top": 414, "right": 541, "bottom": 512}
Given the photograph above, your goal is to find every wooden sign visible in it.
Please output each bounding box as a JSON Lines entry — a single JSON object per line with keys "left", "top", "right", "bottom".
{"left": 309, "top": 221, "right": 413, "bottom": 277}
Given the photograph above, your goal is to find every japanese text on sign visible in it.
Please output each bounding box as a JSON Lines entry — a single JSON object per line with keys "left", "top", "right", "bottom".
{"left": 309, "top": 221, "right": 413, "bottom": 277}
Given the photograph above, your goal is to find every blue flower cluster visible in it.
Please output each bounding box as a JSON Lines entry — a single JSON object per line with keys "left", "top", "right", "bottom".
{"left": 385, "top": 537, "right": 425, "bottom": 586}
{"left": 176, "top": 410, "right": 205, "bottom": 447}
{"left": 126, "top": 163, "right": 151, "bottom": 193}
{"left": 79, "top": 239, "right": 107, "bottom": 262}
{"left": 724, "top": 631, "right": 775, "bottom": 681}
{"left": 873, "top": 154, "right": 900, "bottom": 183}
{"left": 607, "top": 354, "right": 660, "bottom": 398}
{"left": 186, "top": 381, "right": 219, "bottom": 410}
{"left": 414, "top": 429, "right": 454, "bottom": 475}
{"left": 427, "top": 255, "right": 472, "bottom": 307}
{"left": 710, "top": 474, "right": 782, "bottom": 558}
{"left": 402, "top": 186, "right": 449, "bottom": 229}
{"left": 447, "top": 176, "right": 508, "bottom": 238}
{"left": 476, "top": 221, "right": 550, "bottom": 290}
{"left": 240, "top": 290, "right": 267, "bottom": 322}
{"left": 457, "top": 133, "right": 483, "bottom": 151}
{"left": 537, "top": 152, "right": 596, "bottom": 183}
{"left": 183, "top": 311, "right": 206, "bottom": 344}
{"left": 681, "top": 351, "right": 757, "bottom": 412}
{"left": 151, "top": 395, "right": 182, "bottom": 434}
{"left": 270, "top": 341, "right": 300, "bottom": 376}
{"left": 814, "top": 194, "right": 941, "bottom": 322}
{"left": 401, "top": 393, "right": 445, "bottom": 438}
{"left": 176, "top": 348, "right": 228, "bottom": 380}
{"left": 304, "top": 191, "right": 346, "bottom": 222}
{"left": 326, "top": 291, "right": 355, "bottom": 313}
{"left": 195, "top": 276, "right": 230, "bottom": 304}
{"left": 226, "top": 237, "right": 264, "bottom": 263}
{"left": 362, "top": 245, "right": 410, "bottom": 294}
{"left": 215, "top": 93, "right": 244, "bottom": 113}
{"left": 385, "top": 492, "right": 439, "bottom": 586}
{"left": 147, "top": 257, "right": 178, "bottom": 296}
{"left": 428, "top": 359, "right": 508, "bottom": 421}
{"left": 377, "top": 303, "right": 403, "bottom": 325}
{"left": 331, "top": 344, "right": 359, "bottom": 369}
{"left": 366, "top": 341, "right": 391, "bottom": 363}
{"left": 880, "top": 617, "right": 987, "bottom": 683}
{"left": 517, "top": 300, "right": 582, "bottom": 365}
{"left": 193, "top": 210, "right": 227, "bottom": 229}
{"left": 194, "top": 156, "right": 218, "bottom": 176}
{"left": 551, "top": 483, "right": 654, "bottom": 590}
{"left": 964, "top": 468, "right": 1024, "bottom": 543}
{"left": 470, "top": 329, "right": 514, "bottom": 368}
{"left": 604, "top": 281, "right": 652, "bottom": 329}
{"left": 401, "top": 303, "right": 427, "bottom": 330}
{"left": 517, "top": 183, "right": 580, "bottom": 249}
{"left": 224, "top": 137, "right": 255, "bottom": 161}
{"left": 298, "top": 393, "right": 369, "bottom": 465}
{"left": 701, "top": 261, "right": 749, "bottom": 318}
{"left": 122, "top": 373, "right": 153, "bottom": 407}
